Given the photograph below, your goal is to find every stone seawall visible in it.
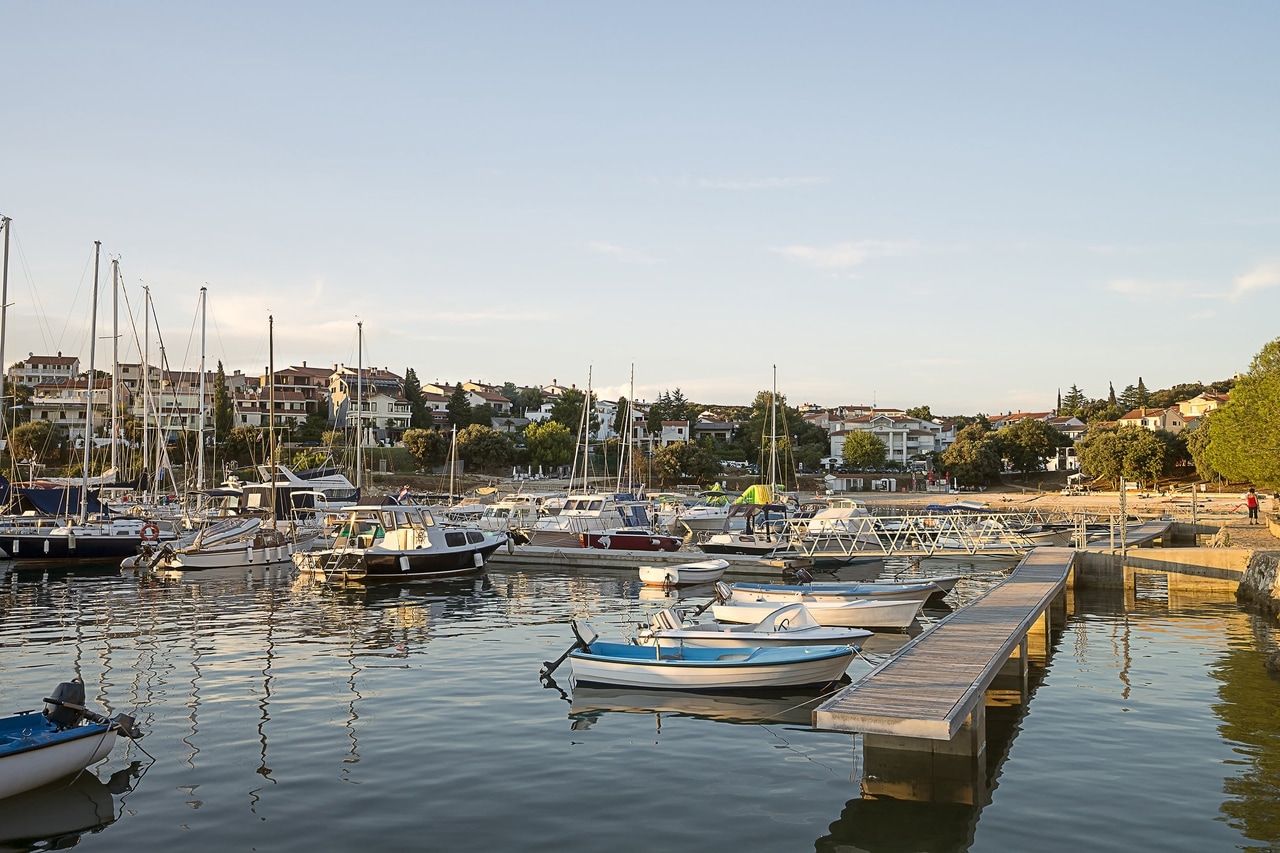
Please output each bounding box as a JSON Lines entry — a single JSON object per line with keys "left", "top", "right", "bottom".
{"left": 1238, "top": 550, "right": 1280, "bottom": 617}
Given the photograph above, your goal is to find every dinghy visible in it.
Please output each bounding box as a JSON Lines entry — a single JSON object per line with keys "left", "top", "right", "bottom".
{"left": 712, "top": 595, "right": 924, "bottom": 630}
{"left": 565, "top": 623, "right": 854, "bottom": 690}
{"left": 0, "top": 679, "right": 142, "bottom": 801}
{"left": 637, "top": 603, "right": 872, "bottom": 648}
{"left": 638, "top": 558, "right": 729, "bottom": 587}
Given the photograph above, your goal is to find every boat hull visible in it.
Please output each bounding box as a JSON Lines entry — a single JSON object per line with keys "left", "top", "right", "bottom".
{"left": 713, "top": 598, "right": 924, "bottom": 629}
{"left": 730, "top": 583, "right": 936, "bottom": 604}
{"left": 582, "top": 532, "right": 682, "bottom": 552}
{"left": 0, "top": 727, "right": 117, "bottom": 801}
{"left": 297, "top": 542, "right": 501, "bottom": 582}
{"left": 637, "top": 626, "right": 871, "bottom": 648}
{"left": 638, "top": 559, "right": 728, "bottom": 586}
{"left": 569, "top": 646, "right": 852, "bottom": 690}
{"left": 1, "top": 534, "right": 162, "bottom": 563}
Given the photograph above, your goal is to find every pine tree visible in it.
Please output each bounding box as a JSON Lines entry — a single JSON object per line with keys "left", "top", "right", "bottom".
{"left": 1108, "top": 382, "right": 1117, "bottom": 406}
{"left": 212, "top": 361, "right": 234, "bottom": 440}
{"left": 1061, "top": 384, "right": 1087, "bottom": 416}
{"left": 612, "top": 397, "right": 629, "bottom": 436}
{"left": 1135, "top": 376, "right": 1150, "bottom": 407}
{"left": 446, "top": 385, "right": 471, "bottom": 428}
{"left": 403, "top": 367, "right": 429, "bottom": 428}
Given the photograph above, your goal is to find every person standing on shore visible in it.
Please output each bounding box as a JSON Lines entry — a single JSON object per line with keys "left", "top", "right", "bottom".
{"left": 1245, "top": 487, "right": 1260, "bottom": 524}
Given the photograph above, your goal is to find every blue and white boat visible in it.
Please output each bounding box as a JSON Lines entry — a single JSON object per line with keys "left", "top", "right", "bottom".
{"left": 0, "top": 679, "right": 141, "bottom": 801}
{"left": 566, "top": 623, "right": 854, "bottom": 690}
{"left": 730, "top": 576, "right": 959, "bottom": 603}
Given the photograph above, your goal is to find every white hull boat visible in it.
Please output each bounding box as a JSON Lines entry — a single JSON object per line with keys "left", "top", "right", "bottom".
{"left": 728, "top": 580, "right": 940, "bottom": 604}
{"left": 637, "top": 603, "right": 872, "bottom": 648}
{"left": 638, "top": 559, "right": 729, "bottom": 587}
{"left": 568, "top": 639, "right": 853, "bottom": 690}
{"left": 712, "top": 597, "right": 925, "bottom": 630}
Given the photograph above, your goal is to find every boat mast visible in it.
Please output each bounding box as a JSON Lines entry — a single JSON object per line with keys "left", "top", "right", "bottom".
{"left": 354, "top": 321, "right": 363, "bottom": 490}
{"left": 269, "top": 314, "right": 277, "bottom": 524}
{"left": 110, "top": 259, "right": 120, "bottom": 476}
{"left": 768, "top": 364, "right": 779, "bottom": 493}
{"left": 582, "top": 366, "right": 592, "bottom": 492}
{"left": 80, "top": 241, "right": 101, "bottom": 524}
{"left": 142, "top": 286, "right": 150, "bottom": 488}
{"left": 0, "top": 216, "right": 10, "bottom": 471}
{"left": 196, "top": 286, "right": 207, "bottom": 493}
{"left": 448, "top": 424, "right": 457, "bottom": 501}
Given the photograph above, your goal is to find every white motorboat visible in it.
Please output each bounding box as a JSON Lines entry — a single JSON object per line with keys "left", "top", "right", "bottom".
{"left": 637, "top": 603, "right": 872, "bottom": 648}
{"left": 129, "top": 516, "right": 314, "bottom": 571}
{"left": 728, "top": 580, "right": 941, "bottom": 604}
{"left": 565, "top": 623, "right": 854, "bottom": 690}
{"left": 0, "top": 679, "right": 141, "bottom": 801}
{"left": 712, "top": 596, "right": 925, "bottom": 630}
{"left": 638, "top": 559, "right": 729, "bottom": 587}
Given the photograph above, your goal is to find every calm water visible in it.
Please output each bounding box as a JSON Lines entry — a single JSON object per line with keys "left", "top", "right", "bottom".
{"left": 0, "top": 559, "right": 1277, "bottom": 852}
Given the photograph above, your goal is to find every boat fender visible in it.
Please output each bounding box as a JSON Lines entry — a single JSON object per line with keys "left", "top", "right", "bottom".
{"left": 44, "top": 678, "right": 87, "bottom": 729}
{"left": 140, "top": 522, "right": 160, "bottom": 542}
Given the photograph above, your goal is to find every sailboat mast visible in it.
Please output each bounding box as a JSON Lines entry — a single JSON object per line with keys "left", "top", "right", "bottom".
{"left": 80, "top": 241, "right": 101, "bottom": 523}
{"left": 582, "top": 366, "right": 592, "bottom": 492}
{"left": 449, "top": 424, "right": 457, "bottom": 500}
{"left": 142, "top": 286, "right": 150, "bottom": 487}
{"left": 269, "top": 315, "right": 277, "bottom": 521}
{"left": 0, "top": 217, "right": 10, "bottom": 457}
{"left": 110, "top": 259, "right": 119, "bottom": 475}
{"left": 768, "top": 364, "right": 779, "bottom": 492}
{"left": 196, "top": 286, "right": 207, "bottom": 492}
{"left": 355, "top": 321, "right": 363, "bottom": 490}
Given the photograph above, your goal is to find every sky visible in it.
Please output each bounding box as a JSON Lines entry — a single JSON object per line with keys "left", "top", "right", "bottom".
{"left": 1, "top": 2, "right": 1277, "bottom": 413}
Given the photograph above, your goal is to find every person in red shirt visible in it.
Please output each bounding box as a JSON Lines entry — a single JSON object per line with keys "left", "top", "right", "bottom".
{"left": 1246, "top": 487, "right": 1260, "bottom": 525}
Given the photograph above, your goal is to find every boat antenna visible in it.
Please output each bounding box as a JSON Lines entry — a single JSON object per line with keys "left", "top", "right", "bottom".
{"left": 80, "top": 241, "right": 101, "bottom": 524}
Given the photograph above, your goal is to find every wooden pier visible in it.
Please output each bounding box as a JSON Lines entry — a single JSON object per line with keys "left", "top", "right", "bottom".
{"left": 813, "top": 547, "right": 1076, "bottom": 753}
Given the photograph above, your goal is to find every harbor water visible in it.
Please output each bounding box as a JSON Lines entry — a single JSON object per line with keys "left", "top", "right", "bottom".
{"left": 0, "top": 559, "right": 1277, "bottom": 852}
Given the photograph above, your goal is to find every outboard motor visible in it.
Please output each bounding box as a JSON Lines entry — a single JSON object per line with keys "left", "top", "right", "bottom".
{"left": 786, "top": 567, "right": 814, "bottom": 585}
{"left": 44, "top": 678, "right": 87, "bottom": 729}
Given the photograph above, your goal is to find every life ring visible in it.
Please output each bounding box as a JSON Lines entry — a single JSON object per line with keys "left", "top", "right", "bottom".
{"left": 140, "top": 522, "right": 160, "bottom": 542}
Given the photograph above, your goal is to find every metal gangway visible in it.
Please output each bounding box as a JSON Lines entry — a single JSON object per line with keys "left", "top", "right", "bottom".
{"left": 782, "top": 510, "right": 1065, "bottom": 558}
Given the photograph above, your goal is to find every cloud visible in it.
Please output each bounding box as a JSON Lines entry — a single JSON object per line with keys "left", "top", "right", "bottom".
{"left": 695, "top": 176, "right": 829, "bottom": 191}
{"left": 771, "top": 239, "right": 917, "bottom": 271}
{"left": 1228, "top": 262, "right": 1280, "bottom": 302}
{"left": 586, "top": 241, "right": 659, "bottom": 265}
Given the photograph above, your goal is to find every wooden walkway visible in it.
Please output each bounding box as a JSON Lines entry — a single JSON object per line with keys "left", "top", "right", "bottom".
{"left": 813, "top": 547, "right": 1076, "bottom": 741}
{"left": 1086, "top": 518, "right": 1173, "bottom": 548}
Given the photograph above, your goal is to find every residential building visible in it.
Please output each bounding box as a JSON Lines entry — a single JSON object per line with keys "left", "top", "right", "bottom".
{"left": 829, "top": 414, "right": 955, "bottom": 465}
{"left": 988, "top": 411, "right": 1054, "bottom": 431}
{"left": 659, "top": 420, "right": 691, "bottom": 446}
{"left": 1046, "top": 416, "right": 1087, "bottom": 443}
{"left": 8, "top": 353, "right": 81, "bottom": 387}
{"left": 1177, "top": 392, "right": 1229, "bottom": 418}
{"left": 1119, "top": 407, "right": 1186, "bottom": 434}
{"left": 28, "top": 380, "right": 113, "bottom": 440}
{"left": 693, "top": 419, "right": 738, "bottom": 443}
{"left": 329, "top": 366, "right": 410, "bottom": 440}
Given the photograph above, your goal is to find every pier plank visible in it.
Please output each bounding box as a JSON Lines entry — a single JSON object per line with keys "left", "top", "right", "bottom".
{"left": 814, "top": 547, "right": 1075, "bottom": 740}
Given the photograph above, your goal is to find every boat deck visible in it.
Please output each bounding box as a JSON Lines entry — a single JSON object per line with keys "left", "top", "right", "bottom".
{"left": 813, "top": 547, "right": 1075, "bottom": 740}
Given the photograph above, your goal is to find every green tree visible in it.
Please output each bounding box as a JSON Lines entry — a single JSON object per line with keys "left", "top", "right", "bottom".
{"left": 941, "top": 423, "right": 1003, "bottom": 486}
{"left": 652, "top": 441, "right": 722, "bottom": 486}
{"left": 446, "top": 385, "right": 472, "bottom": 429}
{"left": 1184, "top": 418, "right": 1220, "bottom": 481}
{"left": 1060, "top": 384, "right": 1087, "bottom": 417}
{"left": 841, "top": 431, "right": 888, "bottom": 469}
{"left": 1077, "top": 425, "right": 1168, "bottom": 488}
{"left": 500, "top": 382, "right": 522, "bottom": 414}
{"left": 322, "top": 429, "right": 344, "bottom": 448}
{"left": 1119, "top": 384, "right": 1140, "bottom": 411}
{"left": 1135, "top": 376, "right": 1150, "bottom": 407}
{"left": 905, "top": 405, "right": 933, "bottom": 421}
{"left": 524, "top": 420, "right": 575, "bottom": 470}
{"left": 469, "top": 402, "right": 496, "bottom": 427}
{"left": 550, "top": 388, "right": 597, "bottom": 433}
{"left": 402, "top": 427, "right": 449, "bottom": 468}
{"left": 403, "top": 368, "right": 431, "bottom": 429}
{"left": 1204, "top": 337, "right": 1280, "bottom": 488}
{"left": 612, "top": 397, "right": 629, "bottom": 436}
{"left": 998, "top": 417, "right": 1063, "bottom": 475}
{"left": 212, "top": 361, "right": 234, "bottom": 441}
{"left": 516, "top": 386, "right": 544, "bottom": 417}
{"left": 224, "top": 425, "right": 265, "bottom": 465}
{"left": 456, "top": 424, "right": 515, "bottom": 471}
{"left": 295, "top": 411, "right": 330, "bottom": 443}
{"left": 10, "top": 419, "right": 56, "bottom": 462}
{"left": 1108, "top": 382, "right": 1118, "bottom": 406}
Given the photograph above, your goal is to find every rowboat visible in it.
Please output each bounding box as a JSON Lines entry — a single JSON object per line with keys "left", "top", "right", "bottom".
{"left": 729, "top": 579, "right": 946, "bottom": 603}
{"left": 712, "top": 596, "right": 925, "bottom": 630}
{"left": 637, "top": 603, "right": 872, "bottom": 648}
{"left": 638, "top": 558, "right": 729, "bottom": 587}
{"left": 566, "top": 623, "right": 853, "bottom": 690}
{"left": 0, "top": 679, "right": 141, "bottom": 801}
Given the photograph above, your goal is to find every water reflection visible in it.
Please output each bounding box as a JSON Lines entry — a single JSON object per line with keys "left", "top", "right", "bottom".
{"left": 0, "top": 762, "right": 145, "bottom": 851}
{"left": 568, "top": 686, "right": 826, "bottom": 729}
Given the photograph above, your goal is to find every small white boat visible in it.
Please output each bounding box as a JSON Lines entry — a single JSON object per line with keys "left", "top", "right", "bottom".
{"left": 712, "top": 596, "right": 925, "bottom": 630}
{"left": 0, "top": 679, "right": 141, "bottom": 801}
{"left": 637, "top": 603, "right": 872, "bottom": 648}
{"left": 638, "top": 558, "right": 729, "bottom": 587}
{"left": 566, "top": 623, "right": 853, "bottom": 690}
{"left": 731, "top": 576, "right": 961, "bottom": 603}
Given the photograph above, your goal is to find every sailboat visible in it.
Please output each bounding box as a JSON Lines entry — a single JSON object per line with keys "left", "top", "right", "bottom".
{"left": 139, "top": 314, "right": 316, "bottom": 570}
{"left": 1, "top": 241, "right": 178, "bottom": 563}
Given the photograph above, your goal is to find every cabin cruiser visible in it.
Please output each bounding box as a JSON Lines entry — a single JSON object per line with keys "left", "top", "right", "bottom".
{"left": 521, "top": 493, "right": 650, "bottom": 548}
{"left": 0, "top": 515, "right": 179, "bottom": 563}
{"left": 294, "top": 504, "right": 506, "bottom": 581}
{"left": 254, "top": 463, "right": 360, "bottom": 510}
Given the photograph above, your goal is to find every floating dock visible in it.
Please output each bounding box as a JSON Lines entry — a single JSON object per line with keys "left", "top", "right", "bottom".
{"left": 813, "top": 547, "right": 1076, "bottom": 750}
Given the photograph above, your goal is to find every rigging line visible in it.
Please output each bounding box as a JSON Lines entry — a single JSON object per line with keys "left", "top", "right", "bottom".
{"left": 55, "top": 244, "right": 95, "bottom": 354}
{"left": 11, "top": 231, "right": 55, "bottom": 351}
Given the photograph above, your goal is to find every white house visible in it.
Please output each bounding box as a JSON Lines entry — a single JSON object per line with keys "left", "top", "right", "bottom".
{"left": 830, "top": 414, "right": 954, "bottom": 464}
{"left": 8, "top": 353, "right": 81, "bottom": 388}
